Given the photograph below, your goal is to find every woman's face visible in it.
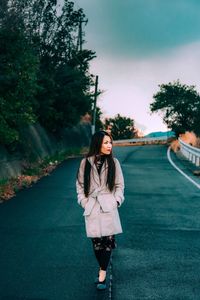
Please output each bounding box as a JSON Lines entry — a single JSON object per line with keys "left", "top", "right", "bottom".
{"left": 100, "top": 135, "right": 112, "bottom": 155}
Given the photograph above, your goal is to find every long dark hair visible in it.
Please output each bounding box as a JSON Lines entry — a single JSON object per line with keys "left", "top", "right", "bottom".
{"left": 78, "top": 130, "right": 116, "bottom": 197}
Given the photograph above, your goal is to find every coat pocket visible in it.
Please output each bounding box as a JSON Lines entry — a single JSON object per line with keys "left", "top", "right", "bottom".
{"left": 97, "top": 194, "right": 117, "bottom": 213}
{"left": 83, "top": 197, "right": 96, "bottom": 216}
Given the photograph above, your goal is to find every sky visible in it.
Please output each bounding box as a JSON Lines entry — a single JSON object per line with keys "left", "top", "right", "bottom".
{"left": 72, "top": 0, "right": 200, "bottom": 134}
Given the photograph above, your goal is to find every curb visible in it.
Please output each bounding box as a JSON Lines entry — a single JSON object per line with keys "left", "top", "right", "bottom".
{"left": 175, "top": 150, "right": 200, "bottom": 175}
{"left": 167, "top": 147, "right": 200, "bottom": 190}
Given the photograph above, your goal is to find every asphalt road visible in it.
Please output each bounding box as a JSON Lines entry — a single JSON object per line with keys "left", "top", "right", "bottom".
{"left": 113, "top": 145, "right": 200, "bottom": 300}
{"left": 0, "top": 145, "right": 200, "bottom": 300}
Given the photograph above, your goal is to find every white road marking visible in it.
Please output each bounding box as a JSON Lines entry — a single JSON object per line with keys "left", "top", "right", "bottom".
{"left": 167, "top": 146, "right": 200, "bottom": 190}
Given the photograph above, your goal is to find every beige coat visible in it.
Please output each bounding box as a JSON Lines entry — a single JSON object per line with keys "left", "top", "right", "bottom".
{"left": 76, "top": 156, "right": 125, "bottom": 238}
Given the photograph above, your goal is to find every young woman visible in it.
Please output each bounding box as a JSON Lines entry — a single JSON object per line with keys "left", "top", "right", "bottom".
{"left": 76, "top": 130, "right": 125, "bottom": 290}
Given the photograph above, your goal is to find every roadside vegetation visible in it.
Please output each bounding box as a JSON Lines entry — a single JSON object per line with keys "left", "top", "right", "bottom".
{"left": 0, "top": 0, "right": 98, "bottom": 148}
{"left": 0, "top": 0, "right": 98, "bottom": 201}
{"left": 0, "top": 147, "right": 87, "bottom": 201}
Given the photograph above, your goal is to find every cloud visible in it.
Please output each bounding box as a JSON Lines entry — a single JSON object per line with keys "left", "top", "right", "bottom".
{"left": 76, "top": 0, "right": 200, "bottom": 57}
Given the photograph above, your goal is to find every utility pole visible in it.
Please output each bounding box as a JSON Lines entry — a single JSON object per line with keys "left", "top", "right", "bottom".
{"left": 92, "top": 75, "right": 99, "bottom": 135}
{"left": 76, "top": 16, "right": 87, "bottom": 72}
{"left": 77, "top": 16, "right": 87, "bottom": 52}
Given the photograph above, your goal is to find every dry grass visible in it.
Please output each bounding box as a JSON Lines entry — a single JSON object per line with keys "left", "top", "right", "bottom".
{"left": 171, "top": 131, "right": 200, "bottom": 152}
{"left": 113, "top": 140, "right": 168, "bottom": 147}
{"left": 0, "top": 164, "right": 58, "bottom": 201}
{"left": 170, "top": 140, "right": 180, "bottom": 152}
{"left": 179, "top": 131, "right": 197, "bottom": 146}
{"left": 0, "top": 147, "right": 86, "bottom": 202}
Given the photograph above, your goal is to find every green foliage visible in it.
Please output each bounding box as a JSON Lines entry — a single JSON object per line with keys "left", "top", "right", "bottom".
{"left": 95, "top": 106, "right": 104, "bottom": 131}
{"left": 0, "top": 0, "right": 97, "bottom": 146}
{"left": 0, "top": 3, "right": 38, "bottom": 144}
{"left": 150, "top": 80, "right": 200, "bottom": 136}
{"left": 105, "top": 114, "right": 135, "bottom": 140}
{"left": 30, "top": 0, "right": 96, "bottom": 133}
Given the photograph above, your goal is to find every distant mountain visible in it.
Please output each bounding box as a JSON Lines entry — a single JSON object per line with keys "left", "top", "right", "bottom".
{"left": 145, "top": 131, "right": 175, "bottom": 138}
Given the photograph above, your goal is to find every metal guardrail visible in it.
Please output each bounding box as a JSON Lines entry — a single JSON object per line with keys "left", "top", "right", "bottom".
{"left": 179, "top": 138, "right": 200, "bottom": 166}
{"left": 113, "top": 136, "right": 169, "bottom": 144}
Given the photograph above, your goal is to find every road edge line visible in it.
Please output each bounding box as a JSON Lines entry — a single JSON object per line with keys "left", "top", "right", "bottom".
{"left": 108, "top": 254, "right": 113, "bottom": 299}
{"left": 167, "top": 146, "right": 200, "bottom": 190}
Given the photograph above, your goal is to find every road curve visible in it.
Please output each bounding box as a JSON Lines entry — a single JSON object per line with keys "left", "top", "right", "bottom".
{"left": 0, "top": 145, "right": 200, "bottom": 300}
{"left": 113, "top": 144, "right": 200, "bottom": 300}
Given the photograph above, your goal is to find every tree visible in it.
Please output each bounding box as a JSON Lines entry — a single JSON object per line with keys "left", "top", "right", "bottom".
{"left": 105, "top": 114, "right": 135, "bottom": 140}
{"left": 0, "top": 0, "right": 97, "bottom": 145}
{"left": 30, "top": 0, "right": 96, "bottom": 133}
{"left": 150, "top": 80, "right": 200, "bottom": 136}
{"left": 94, "top": 106, "right": 104, "bottom": 131}
{"left": 0, "top": 1, "right": 38, "bottom": 145}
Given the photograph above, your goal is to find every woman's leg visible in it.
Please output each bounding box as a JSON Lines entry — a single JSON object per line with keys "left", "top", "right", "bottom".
{"left": 92, "top": 236, "right": 116, "bottom": 282}
{"left": 92, "top": 238, "right": 103, "bottom": 268}
{"left": 99, "top": 249, "right": 111, "bottom": 271}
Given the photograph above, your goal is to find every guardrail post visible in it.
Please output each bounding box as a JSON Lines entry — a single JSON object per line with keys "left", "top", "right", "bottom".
{"left": 179, "top": 138, "right": 200, "bottom": 168}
